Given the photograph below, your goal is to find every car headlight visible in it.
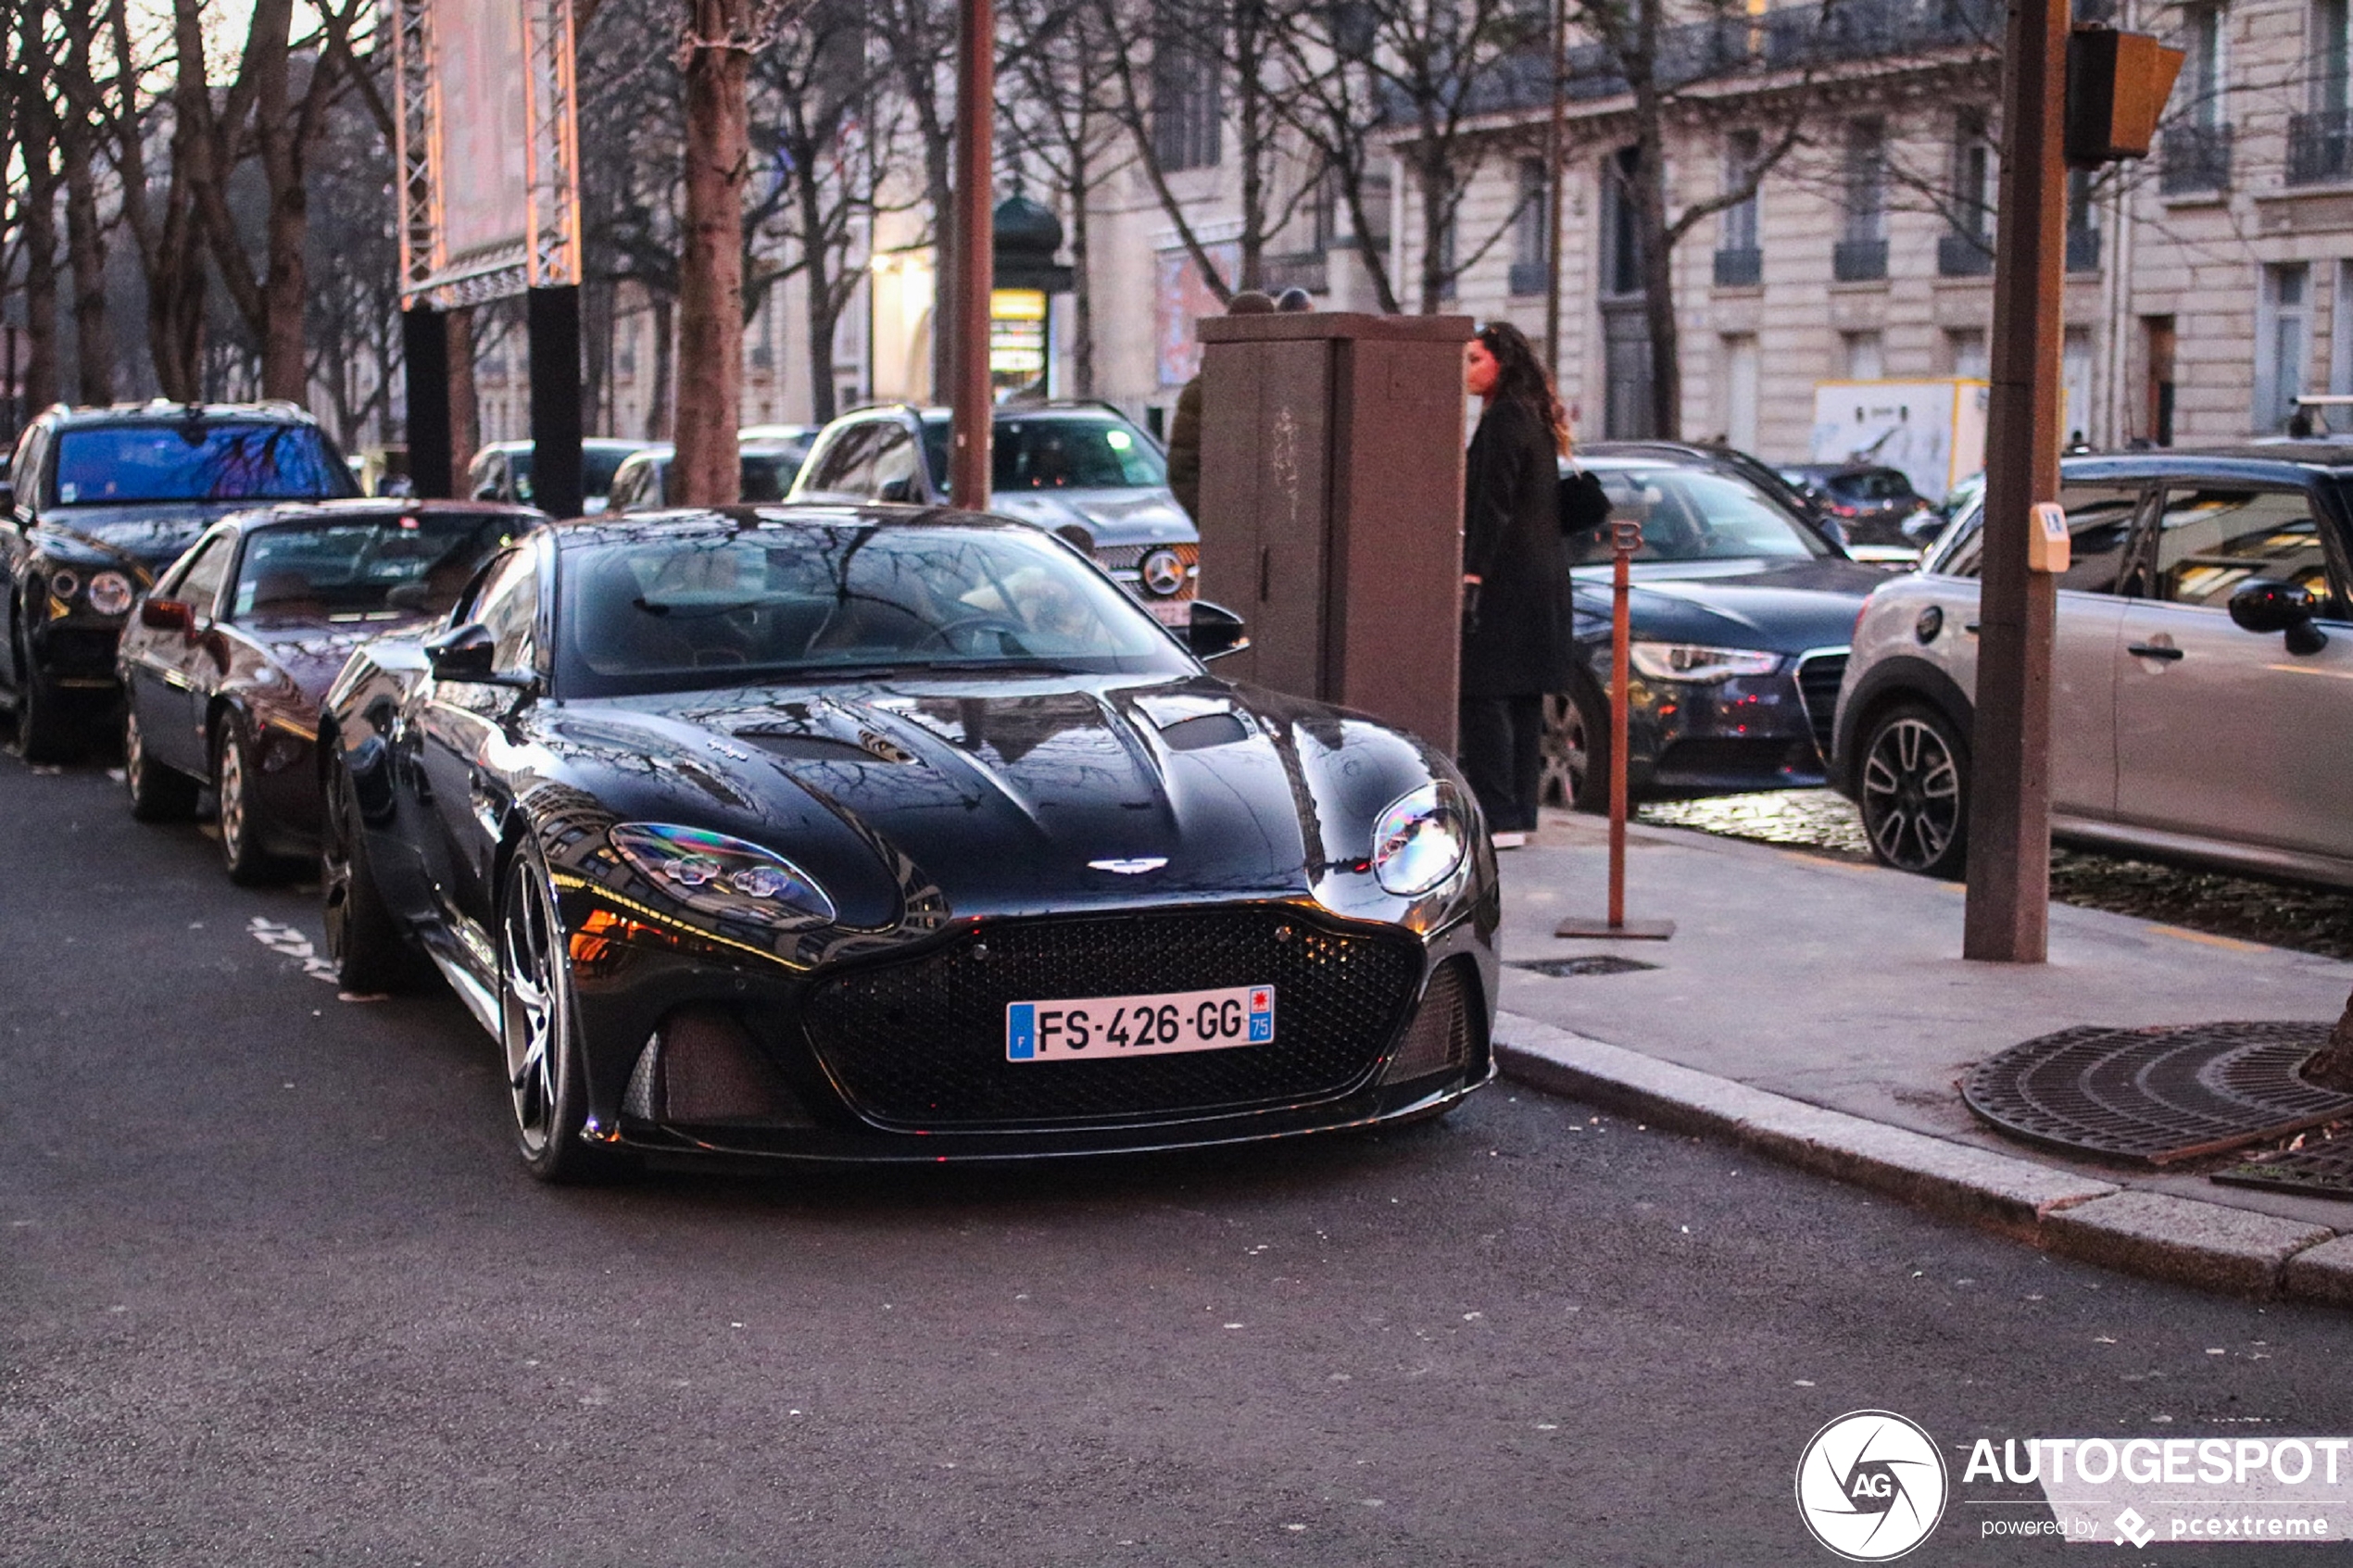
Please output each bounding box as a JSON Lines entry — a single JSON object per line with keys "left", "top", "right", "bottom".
{"left": 608, "top": 823, "right": 837, "bottom": 927}
{"left": 47, "top": 569, "right": 81, "bottom": 600}
{"left": 1626, "top": 642, "right": 1781, "bottom": 683}
{"left": 86, "top": 571, "right": 135, "bottom": 616}
{"left": 1371, "top": 781, "right": 1471, "bottom": 897}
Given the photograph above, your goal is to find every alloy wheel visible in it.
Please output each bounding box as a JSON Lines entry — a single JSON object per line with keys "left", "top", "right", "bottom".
{"left": 1540, "top": 692, "right": 1590, "bottom": 808}
{"left": 217, "top": 730, "right": 250, "bottom": 864}
{"left": 124, "top": 709, "right": 150, "bottom": 796}
{"left": 1860, "top": 715, "right": 1962, "bottom": 872}
{"left": 321, "top": 762, "right": 357, "bottom": 960}
{"left": 501, "top": 864, "right": 566, "bottom": 1158}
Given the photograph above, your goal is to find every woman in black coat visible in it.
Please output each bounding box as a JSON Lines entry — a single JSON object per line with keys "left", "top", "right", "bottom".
{"left": 1459, "top": 320, "right": 1576, "bottom": 847}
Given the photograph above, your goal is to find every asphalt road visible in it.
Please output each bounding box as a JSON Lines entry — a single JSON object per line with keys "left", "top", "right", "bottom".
{"left": 7, "top": 754, "right": 2353, "bottom": 1566}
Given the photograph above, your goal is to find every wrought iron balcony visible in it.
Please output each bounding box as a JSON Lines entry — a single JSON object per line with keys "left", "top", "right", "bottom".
{"left": 1713, "top": 246, "right": 1763, "bottom": 287}
{"left": 1507, "top": 259, "right": 1550, "bottom": 296}
{"left": 2288, "top": 110, "right": 2353, "bottom": 186}
{"left": 2066, "top": 226, "right": 2102, "bottom": 273}
{"left": 1937, "top": 232, "right": 1994, "bottom": 277}
{"left": 2158, "top": 123, "right": 2232, "bottom": 194}
{"left": 1832, "top": 238, "right": 1888, "bottom": 282}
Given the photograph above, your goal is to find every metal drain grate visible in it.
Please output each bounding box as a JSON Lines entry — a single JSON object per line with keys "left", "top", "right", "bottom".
{"left": 1512, "top": 956, "right": 1658, "bottom": 978}
{"left": 1960, "top": 1022, "right": 2353, "bottom": 1167}
{"left": 2213, "top": 1135, "right": 2353, "bottom": 1200}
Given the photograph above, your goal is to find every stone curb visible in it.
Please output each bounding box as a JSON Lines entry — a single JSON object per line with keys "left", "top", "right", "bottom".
{"left": 1494, "top": 1010, "right": 2347, "bottom": 1303}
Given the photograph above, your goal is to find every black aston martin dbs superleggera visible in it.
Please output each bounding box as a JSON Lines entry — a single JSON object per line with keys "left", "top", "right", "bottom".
{"left": 319, "top": 506, "right": 1497, "bottom": 1179}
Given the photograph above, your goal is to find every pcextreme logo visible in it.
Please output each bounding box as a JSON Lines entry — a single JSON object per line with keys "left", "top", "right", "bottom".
{"left": 1796, "top": 1410, "right": 1951, "bottom": 1561}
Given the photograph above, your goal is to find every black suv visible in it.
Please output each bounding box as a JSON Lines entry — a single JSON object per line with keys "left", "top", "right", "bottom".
{"left": 1, "top": 401, "right": 355, "bottom": 759}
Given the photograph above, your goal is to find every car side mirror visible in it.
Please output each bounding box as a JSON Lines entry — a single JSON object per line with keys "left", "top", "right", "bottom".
{"left": 472, "top": 483, "right": 499, "bottom": 502}
{"left": 877, "top": 475, "right": 917, "bottom": 504}
{"left": 140, "top": 597, "right": 195, "bottom": 634}
{"left": 1900, "top": 511, "right": 1945, "bottom": 546}
{"left": 424, "top": 621, "right": 535, "bottom": 687}
{"left": 1186, "top": 600, "right": 1249, "bottom": 661}
{"left": 2229, "top": 579, "right": 2330, "bottom": 655}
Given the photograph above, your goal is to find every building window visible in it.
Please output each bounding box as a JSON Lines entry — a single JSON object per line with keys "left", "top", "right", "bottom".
{"left": 1510, "top": 158, "right": 1550, "bottom": 295}
{"left": 1151, "top": 26, "right": 1221, "bottom": 171}
{"left": 1843, "top": 120, "right": 1885, "bottom": 244}
{"left": 1939, "top": 111, "right": 1996, "bottom": 276}
{"left": 1603, "top": 146, "right": 1644, "bottom": 298}
{"left": 2162, "top": 5, "right": 2233, "bottom": 194}
{"left": 2185, "top": 3, "right": 2225, "bottom": 125}
{"left": 1722, "top": 131, "right": 1761, "bottom": 252}
{"left": 2065, "top": 169, "right": 2101, "bottom": 272}
{"left": 1843, "top": 330, "right": 1883, "bottom": 382}
{"left": 2063, "top": 327, "right": 2094, "bottom": 444}
{"left": 1721, "top": 333, "right": 1760, "bottom": 451}
{"left": 2257, "top": 262, "right": 2312, "bottom": 432}
{"left": 1716, "top": 131, "right": 1763, "bottom": 287}
{"left": 1834, "top": 120, "right": 1888, "bottom": 282}
{"left": 2318, "top": 0, "right": 2349, "bottom": 115}
{"left": 1946, "top": 328, "right": 1988, "bottom": 380}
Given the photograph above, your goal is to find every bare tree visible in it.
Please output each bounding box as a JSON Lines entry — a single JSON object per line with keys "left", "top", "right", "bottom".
{"left": 12, "top": 0, "right": 62, "bottom": 412}
{"left": 1095, "top": 0, "right": 1318, "bottom": 302}
{"left": 672, "top": 0, "right": 807, "bottom": 506}
{"left": 97, "top": 0, "right": 208, "bottom": 400}
{"left": 869, "top": 0, "right": 960, "bottom": 396}
{"left": 1000, "top": 0, "right": 1127, "bottom": 394}
{"left": 753, "top": 0, "right": 898, "bottom": 423}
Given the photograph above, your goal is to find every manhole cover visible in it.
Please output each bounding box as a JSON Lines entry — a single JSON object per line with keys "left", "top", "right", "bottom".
{"left": 1512, "top": 956, "right": 1658, "bottom": 978}
{"left": 1959, "top": 1022, "right": 2353, "bottom": 1167}
{"left": 2214, "top": 1134, "right": 2353, "bottom": 1200}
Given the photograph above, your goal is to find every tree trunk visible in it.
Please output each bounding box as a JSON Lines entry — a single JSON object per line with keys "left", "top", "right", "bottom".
{"left": 17, "top": 17, "right": 62, "bottom": 413}
{"left": 447, "top": 307, "right": 479, "bottom": 495}
{"left": 2309, "top": 992, "right": 2353, "bottom": 1093}
{"left": 583, "top": 279, "right": 613, "bottom": 437}
{"left": 799, "top": 180, "right": 841, "bottom": 427}
{"left": 1631, "top": 116, "right": 1680, "bottom": 440}
{"left": 1068, "top": 176, "right": 1094, "bottom": 398}
{"left": 59, "top": 29, "right": 115, "bottom": 404}
{"left": 673, "top": 0, "right": 750, "bottom": 508}
{"left": 1416, "top": 145, "right": 1448, "bottom": 315}
{"left": 647, "top": 295, "right": 676, "bottom": 442}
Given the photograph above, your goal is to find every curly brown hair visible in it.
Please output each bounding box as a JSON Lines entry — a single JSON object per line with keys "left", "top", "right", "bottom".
{"left": 1476, "top": 320, "right": 1570, "bottom": 457}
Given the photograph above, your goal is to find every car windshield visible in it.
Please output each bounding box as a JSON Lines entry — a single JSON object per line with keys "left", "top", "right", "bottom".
{"left": 1575, "top": 467, "right": 1831, "bottom": 563}
{"left": 508, "top": 446, "right": 635, "bottom": 501}
{"left": 230, "top": 511, "right": 522, "bottom": 624}
{"left": 921, "top": 416, "right": 1165, "bottom": 492}
{"left": 560, "top": 521, "right": 1193, "bottom": 696}
{"left": 53, "top": 423, "right": 350, "bottom": 506}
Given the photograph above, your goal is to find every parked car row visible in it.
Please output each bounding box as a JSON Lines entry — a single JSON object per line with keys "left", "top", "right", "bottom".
{"left": 1831, "top": 446, "right": 2353, "bottom": 890}
{"left": 5, "top": 397, "right": 1494, "bottom": 1186}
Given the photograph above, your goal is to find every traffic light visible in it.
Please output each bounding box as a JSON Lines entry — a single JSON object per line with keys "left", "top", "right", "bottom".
{"left": 2066, "top": 26, "right": 2185, "bottom": 167}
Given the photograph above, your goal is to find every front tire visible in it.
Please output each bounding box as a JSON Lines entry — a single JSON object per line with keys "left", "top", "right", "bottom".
{"left": 1540, "top": 677, "right": 1610, "bottom": 812}
{"left": 12, "top": 621, "right": 77, "bottom": 764}
{"left": 124, "top": 705, "right": 199, "bottom": 821}
{"left": 1857, "top": 700, "right": 1970, "bottom": 879}
{"left": 499, "top": 844, "right": 625, "bottom": 1184}
{"left": 213, "top": 715, "right": 280, "bottom": 884}
{"left": 321, "top": 749, "right": 431, "bottom": 994}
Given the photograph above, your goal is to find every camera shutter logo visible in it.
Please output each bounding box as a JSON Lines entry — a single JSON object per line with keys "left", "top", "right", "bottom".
{"left": 1795, "top": 1410, "right": 1948, "bottom": 1561}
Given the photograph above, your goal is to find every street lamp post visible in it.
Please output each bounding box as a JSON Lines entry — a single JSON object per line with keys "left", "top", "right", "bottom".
{"left": 950, "top": 0, "right": 994, "bottom": 511}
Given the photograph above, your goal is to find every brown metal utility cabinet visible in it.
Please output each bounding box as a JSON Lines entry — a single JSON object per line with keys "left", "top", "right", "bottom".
{"left": 1194, "top": 310, "right": 1472, "bottom": 753}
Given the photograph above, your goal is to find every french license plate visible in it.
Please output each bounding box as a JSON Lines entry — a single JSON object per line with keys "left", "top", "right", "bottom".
{"left": 1006, "top": 985, "right": 1275, "bottom": 1062}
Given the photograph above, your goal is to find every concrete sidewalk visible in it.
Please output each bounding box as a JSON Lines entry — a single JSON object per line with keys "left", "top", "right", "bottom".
{"left": 1488, "top": 807, "right": 2353, "bottom": 1303}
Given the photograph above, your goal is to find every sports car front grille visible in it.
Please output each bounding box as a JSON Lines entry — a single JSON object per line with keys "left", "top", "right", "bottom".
{"left": 800, "top": 907, "right": 1422, "bottom": 1128}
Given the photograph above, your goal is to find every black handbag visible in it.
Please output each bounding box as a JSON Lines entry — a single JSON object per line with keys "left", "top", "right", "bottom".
{"left": 1558, "top": 464, "right": 1612, "bottom": 534}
